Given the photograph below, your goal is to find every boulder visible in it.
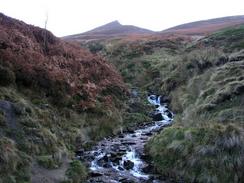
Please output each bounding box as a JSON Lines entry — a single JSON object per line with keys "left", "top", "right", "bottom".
{"left": 123, "top": 160, "right": 134, "bottom": 170}
{"left": 152, "top": 113, "right": 164, "bottom": 121}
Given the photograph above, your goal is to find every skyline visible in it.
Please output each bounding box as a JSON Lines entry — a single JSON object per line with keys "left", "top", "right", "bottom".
{"left": 0, "top": 0, "right": 244, "bottom": 37}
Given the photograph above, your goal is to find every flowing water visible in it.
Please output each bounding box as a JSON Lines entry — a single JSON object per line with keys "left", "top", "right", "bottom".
{"left": 78, "top": 95, "right": 174, "bottom": 183}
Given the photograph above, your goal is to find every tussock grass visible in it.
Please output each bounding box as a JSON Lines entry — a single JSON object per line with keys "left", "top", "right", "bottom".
{"left": 146, "top": 124, "right": 244, "bottom": 183}
{"left": 0, "top": 137, "right": 31, "bottom": 182}
{"left": 65, "top": 160, "right": 87, "bottom": 183}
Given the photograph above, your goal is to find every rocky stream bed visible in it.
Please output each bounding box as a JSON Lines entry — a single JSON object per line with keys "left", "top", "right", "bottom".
{"left": 77, "top": 95, "right": 174, "bottom": 183}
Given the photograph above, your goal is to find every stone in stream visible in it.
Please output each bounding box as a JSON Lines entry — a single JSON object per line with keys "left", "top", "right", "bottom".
{"left": 118, "top": 166, "right": 124, "bottom": 171}
{"left": 152, "top": 113, "right": 164, "bottom": 121}
{"left": 122, "top": 141, "right": 136, "bottom": 146}
{"left": 142, "top": 164, "right": 154, "bottom": 174}
{"left": 123, "top": 160, "right": 134, "bottom": 170}
{"left": 144, "top": 132, "right": 153, "bottom": 136}
{"left": 110, "top": 153, "right": 123, "bottom": 165}
{"left": 97, "top": 155, "right": 112, "bottom": 168}
{"left": 75, "top": 149, "right": 84, "bottom": 156}
{"left": 140, "top": 154, "right": 150, "bottom": 160}
{"left": 165, "top": 109, "right": 173, "bottom": 118}
{"left": 160, "top": 95, "right": 170, "bottom": 104}
{"left": 119, "top": 134, "right": 124, "bottom": 138}
{"left": 89, "top": 171, "right": 104, "bottom": 177}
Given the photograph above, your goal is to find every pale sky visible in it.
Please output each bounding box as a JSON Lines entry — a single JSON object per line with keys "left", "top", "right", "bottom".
{"left": 0, "top": 0, "right": 244, "bottom": 37}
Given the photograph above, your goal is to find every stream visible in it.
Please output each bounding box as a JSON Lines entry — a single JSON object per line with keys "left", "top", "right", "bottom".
{"left": 78, "top": 94, "right": 174, "bottom": 183}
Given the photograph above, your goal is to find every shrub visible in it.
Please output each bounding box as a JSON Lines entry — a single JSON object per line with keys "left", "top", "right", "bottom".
{"left": 37, "top": 155, "right": 60, "bottom": 169}
{"left": 87, "top": 42, "right": 104, "bottom": 53}
{"left": 123, "top": 112, "right": 150, "bottom": 127}
{"left": 65, "top": 160, "right": 87, "bottom": 183}
{"left": 0, "top": 137, "right": 31, "bottom": 182}
{"left": 0, "top": 65, "right": 15, "bottom": 86}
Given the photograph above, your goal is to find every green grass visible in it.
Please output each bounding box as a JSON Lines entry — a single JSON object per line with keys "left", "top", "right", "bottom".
{"left": 212, "top": 25, "right": 244, "bottom": 38}
{"left": 0, "top": 137, "right": 31, "bottom": 183}
{"left": 37, "top": 155, "right": 61, "bottom": 169}
{"left": 86, "top": 29, "right": 244, "bottom": 183}
{"left": 0, "top": 85, "right": 127, "bottom": 182}
{"left": 65, "top": 160, "right": 87, "bottom": 183}
{"left": 201, "top": 25, "right": 244, "bottom": 51}
{"left": 145, "top": 124, "right": 244, "bottom": 183}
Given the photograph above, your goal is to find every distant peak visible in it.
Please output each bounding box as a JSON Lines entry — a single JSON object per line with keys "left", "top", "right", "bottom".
{"left": 104, "top": 20, "right": 122, "bottom": 27}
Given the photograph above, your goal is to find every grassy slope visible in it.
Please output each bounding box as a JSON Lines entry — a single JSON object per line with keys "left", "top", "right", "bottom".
{"left": 0, "top": 13, "right": 128, "bottom": 183}
{"left": 84, "top": 25, "right": 244, "bottom": 182}
{"left": 146, "top": 26, "right": 244, "bottom": 182}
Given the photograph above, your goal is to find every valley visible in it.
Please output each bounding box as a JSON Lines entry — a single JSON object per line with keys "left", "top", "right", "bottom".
{"left": 0, "top": 12, "right": 244, "bottom": 183}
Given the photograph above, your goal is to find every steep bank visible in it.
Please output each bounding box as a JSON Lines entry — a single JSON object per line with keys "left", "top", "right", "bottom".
{"left": 0, "top": 13, "right": 128, "bottom": 183}
{"left": 144, "top": 26, "right": 244, "bottom": 182}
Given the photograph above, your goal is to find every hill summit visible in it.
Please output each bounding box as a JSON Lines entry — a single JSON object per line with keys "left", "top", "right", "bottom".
{"left": 162, "top": 15, "right": 244, "bottom": 35}
{"left": 63, "top": 20, "right": 154, "bottom": 42}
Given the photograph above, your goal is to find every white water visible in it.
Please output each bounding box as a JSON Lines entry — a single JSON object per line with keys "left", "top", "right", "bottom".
{"left": 86, "top": 94, "right": 174, "bottom": 182}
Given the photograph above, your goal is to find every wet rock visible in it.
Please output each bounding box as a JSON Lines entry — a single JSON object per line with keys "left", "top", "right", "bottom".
{"left": 123, "top": 160, "right": 134, "bottom": 170}
{"left": 160, "top": 95, "right": 170, "bottom": 104}
{"left": 126, "top": 129, "right": 135, "bottom": 133}
{"left": 122, "top": 141, "right": 136, "bottom": 146}
{"left": 97, "top": 155, "right": 110, "bottom": 167}
{"left": 119, "top": 177, "right": 136, "bottom": 183}
{"left": 93, "top": 151, "right": 101, "bottom": 156}
{"left": 110, "top": 153, "right": 122, "bottom": 165}
{"left": 103, "top": 163, "right": 112, "bottom": 168}
{"left": 144, "top": 132, "right": 153, "bottom": 136}
{"left": 152, "top": 113, "right": 164, "bottom": 121}
{"left": 119, "top": 134, "right": 124, "bottom": 138}
{"left": 90, "top": 172, "right": 103, "bottom": 177}
{"left": 142, "top": 164, "right": 154, "bottom": 173}
{"left": 75, "top": 149, "right": 84, "bottom": 156}
{"left": 140, "top": 154, "right": 150, "bottom": 160}
{"left": 165, "top": 109, "right": 173, "bottom": 118}
{"left": 118, "top": 166, "right": 124, "bottom": 171}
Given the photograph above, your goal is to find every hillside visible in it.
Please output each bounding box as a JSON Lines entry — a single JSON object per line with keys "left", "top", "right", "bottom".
{"left": 162, "top": 15, "right": 244, "bottom": 35}
{"left": 0, "top": 13, "right": 131, "bottom": 183}
{"left": 63, "top": 20, "right": 154, "bottom": 42}
{"left": 1, "top": 12, "right": 244, "bottom": 182}
{"left": 65, "top": 15, "right": 244, "bottom": 44}
{"left": 82, "top": 24, "right": 244, "bottom": 182}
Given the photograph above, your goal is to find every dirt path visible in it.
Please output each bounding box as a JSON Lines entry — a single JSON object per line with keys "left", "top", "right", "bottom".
{"left": 31, "top": 156, "right": 70, "bottom": 183}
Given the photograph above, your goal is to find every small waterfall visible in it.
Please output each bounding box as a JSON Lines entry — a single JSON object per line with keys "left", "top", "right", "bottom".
{"left": 82, "top": 94, "right": 174, "bottom": 182}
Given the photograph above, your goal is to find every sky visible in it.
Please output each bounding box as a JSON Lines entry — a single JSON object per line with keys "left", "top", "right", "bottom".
{"left": 0, "top": 0, "right": 244, "bottom": 37}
